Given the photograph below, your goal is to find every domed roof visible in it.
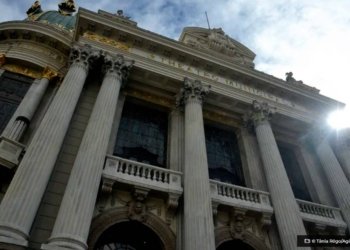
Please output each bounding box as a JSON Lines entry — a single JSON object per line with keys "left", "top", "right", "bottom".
{"left": 33, "top": 11, "right": 76, "bottom": 31}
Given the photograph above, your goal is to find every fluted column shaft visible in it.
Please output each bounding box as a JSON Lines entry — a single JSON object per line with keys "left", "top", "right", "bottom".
{"left": 334, "top": 131, "right": 350, "bottom": 182}
{"left": 0, "top": 46, "right": 96, "bottom": 247}
{"left": 43, "top": 55, "right": 133, "bottom": 250}
{"left": 3, "top": 67, "right": 56, "bottom": 141}
{"left": 314, "top": 136, "right": 350, "bottom": 229}
{"left": 250, "top": 101, "right": 309, "bottom": 250}
{"left": 179, "top": 78, "right": 215, "bottom": 250}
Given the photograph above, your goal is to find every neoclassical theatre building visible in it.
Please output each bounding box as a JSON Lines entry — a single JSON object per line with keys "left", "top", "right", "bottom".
{"left": 0, "top": 1, "right": 350, "bottom": 250}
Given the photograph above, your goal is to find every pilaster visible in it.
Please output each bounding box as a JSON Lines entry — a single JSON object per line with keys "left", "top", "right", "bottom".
{"left": 178, "top": 78, "right": 215, "bottom": 250}
{"left": 250, "top": 100, "right": 310, "bottom": 250}
{"left": 42, "top": 54, "right": 133, "bottom": 250}
{"left": 168, "top": 107, "right": 184, "bottom": 172}
{"left": 0, "top": 45, "right": 98, "bottom": 247}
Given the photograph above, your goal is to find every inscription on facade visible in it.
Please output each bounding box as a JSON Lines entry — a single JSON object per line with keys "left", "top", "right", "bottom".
{"left": 83, "top": 32, "right": 307, "bottom": 111}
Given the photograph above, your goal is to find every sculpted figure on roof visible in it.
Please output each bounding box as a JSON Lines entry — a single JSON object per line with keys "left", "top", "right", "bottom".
{"left": 26, "top": 1, "right": 43, "bottom": 17}
{"left": 58, "top": 0, "right": 76, "bottom": 15}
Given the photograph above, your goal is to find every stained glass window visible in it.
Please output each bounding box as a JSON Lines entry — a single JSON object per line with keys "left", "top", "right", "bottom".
{"left": 278, "top": 145, "right": 312, "bottom": 201}
{"left": 205, "top": 124, "right": 245, "bottom": 186}
{"left": 114, "top": 101, "right": 168, "bottom": 167}
{"left": 0, "top": 71, "right": 32, "bottom": 133}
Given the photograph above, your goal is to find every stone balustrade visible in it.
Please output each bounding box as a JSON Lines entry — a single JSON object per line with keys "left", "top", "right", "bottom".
{"left": 297, "top": 199, "right": 347, "bottom": 229}
{"left": 102, "top": 155, "right": 183, "bottom": 195}
{"left": 210, "top": 180, "right": 273, "bottom": 214}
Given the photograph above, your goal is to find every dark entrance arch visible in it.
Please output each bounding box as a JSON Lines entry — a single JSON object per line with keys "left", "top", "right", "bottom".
{"left": 217, "top": 239, "right": 255, "bottom": 250}
{"left": 94, "top": 221, "right": 164, "bottom": 250}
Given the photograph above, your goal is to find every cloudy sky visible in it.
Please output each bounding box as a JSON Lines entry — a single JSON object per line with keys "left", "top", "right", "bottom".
{"left": 1, "top": 0, "right": 350, "bottom": 126}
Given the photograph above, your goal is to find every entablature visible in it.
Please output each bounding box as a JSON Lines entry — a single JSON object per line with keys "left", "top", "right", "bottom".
{"left": 75, "top": 8, "right": 343, "bottom": 118}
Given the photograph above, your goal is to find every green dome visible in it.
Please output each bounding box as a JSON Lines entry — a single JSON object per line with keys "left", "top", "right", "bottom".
{"left": 34, "top": 11, "right": 76, "bottom": 31}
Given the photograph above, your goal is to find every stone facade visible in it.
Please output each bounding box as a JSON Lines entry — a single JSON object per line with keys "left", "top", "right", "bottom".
{"left": 0, "top": 4, "right": 349, "bottom": 250}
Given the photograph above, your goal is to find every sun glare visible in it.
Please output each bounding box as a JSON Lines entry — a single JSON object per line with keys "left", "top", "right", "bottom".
{"left": 327, "top": 109, "right": 350, "bottom": 129}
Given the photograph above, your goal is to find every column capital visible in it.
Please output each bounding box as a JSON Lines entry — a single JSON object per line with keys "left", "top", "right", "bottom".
{"left": 41, "top": 67, "right": 58, "bottom": 80}
{"left": 103, "top": 54, "right": 134, "bottom": 85}
{"left": 0, "top": 54, "right": 5, "bottom": 67}
{"left": 69, "top": 45, "right": 100, "bottom": 72}
{"left": 249, "top": 100, "right": 275, "bottom": 126}
{"left": 176, "top": 77, "right": 210, "bottom": 107}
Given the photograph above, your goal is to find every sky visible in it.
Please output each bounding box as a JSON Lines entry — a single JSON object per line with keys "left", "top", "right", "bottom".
{"left": 1, "top": 0, "right": 350, "bottom": 127}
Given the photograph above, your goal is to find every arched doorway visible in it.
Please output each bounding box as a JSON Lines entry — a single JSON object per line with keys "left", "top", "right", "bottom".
{"left": 217, "top": 239, "right": 255, "bottom": 250}
{"left": 94, "top": 221, "right": 164, "bottom": 250}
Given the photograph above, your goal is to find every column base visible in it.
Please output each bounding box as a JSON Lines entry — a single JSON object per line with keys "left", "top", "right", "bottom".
{"left": 0, "top": 226, "right": 28, "bottom": 248}
{"left": 42, "top": 235, "right": 88, "bottom": 250}
{"left": 0, "top": 137, "right": 25, "bottom": 169}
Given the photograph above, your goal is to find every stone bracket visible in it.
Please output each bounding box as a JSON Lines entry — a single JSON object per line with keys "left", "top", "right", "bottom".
{"left": 166, "top": 193, "right": 181, "bottom": 224}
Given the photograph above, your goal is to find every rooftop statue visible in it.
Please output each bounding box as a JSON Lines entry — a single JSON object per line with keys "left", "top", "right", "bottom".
{"left": 58, "top": 0, "right": 76, "bottom": 16}
{"left": 26, "top": 1, "right": 43, "bottom": 17}
{"left": 116, "top": 10, "right": 131, "bottom": 20}
{"left": 286, "top": 72, "right": 303, "bottom": 84}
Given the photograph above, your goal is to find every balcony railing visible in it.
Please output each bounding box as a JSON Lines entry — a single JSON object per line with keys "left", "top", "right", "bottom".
{"left": 297, "top": 199, "right": 347, "bottom": 229}
{"left": 102, "top": 155, "right": 183, "bottom": 195}
{"left": 210, "top": 180, "right": 273, "bottom": 214}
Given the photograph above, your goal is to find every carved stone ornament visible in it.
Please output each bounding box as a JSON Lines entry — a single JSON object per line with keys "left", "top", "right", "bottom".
{"left": 42, "top": 66, "right": 58, "bottom": 80}
{"left": 0, "top": 54, "right": 5, "bottom": 67}
{"left": 103, "top": 54, "right": 134, "bottom": 85}
{"left": 128, "top": 188, "right": 149, "bottom": 222}
{"left": 229, "top": 209, "right": 247, "bottom": 240}
{"left": 249, "top": 100, "right": 275, "bottom": 126}
{"left": 176, "top": 77, "right": 210, "bottom": 107}
{"left": 69, "top": 45, "right": 100, "bottom": 72}
{"left": 166, "top": 193, "right": 180, "bottom": 224}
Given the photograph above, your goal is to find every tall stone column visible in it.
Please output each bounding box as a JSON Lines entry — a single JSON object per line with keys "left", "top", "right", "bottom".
{"left": 312, "top": 131, "right": 350, "bottom": 230}
{"left": 333, "top": 129, "right": 350, "bottom": 182}
{"left": 177, "top": 78, "right": 215, "bottom": 250}
{"left": 42, "top": 55, "right": 133, "bottom": 250}
{"left": 250, "top": 100, "right": 309, "bottom": 250}
{"left": 0, "top": 67, "right": 57, "bottom": 168}
{"left": 0, "top": 45, "right": 98, "bottom": 247}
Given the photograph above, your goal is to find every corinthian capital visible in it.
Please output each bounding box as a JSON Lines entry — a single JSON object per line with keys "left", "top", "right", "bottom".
{"left": 42, "top": 66, "right": 58, "bottom": 80}
{"left": 249, "top": 100, "right": 275, "bottom": 126}
{"left": 103, "top": 54, "right": 134, "bottom": 85}
{"left": 177, "top": 77, "right": 210, "bottom": 107}
{"left": 69, "top": 45, "right": 100, "bottom": 72}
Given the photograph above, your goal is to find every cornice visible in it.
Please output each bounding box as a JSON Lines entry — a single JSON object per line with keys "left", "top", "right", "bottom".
{"left": 0, "top": 21, "right": 73, "bottom": 47}
{"left": 76, "top": 8, "right": 343, "bottom": 109}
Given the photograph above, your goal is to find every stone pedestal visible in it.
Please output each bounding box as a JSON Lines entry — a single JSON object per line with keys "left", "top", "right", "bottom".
{"left": 0, "top": 67, "right": 57, "bottom": 169}
{"left": 42, "top": 55, "right": 133, "bottom": 250}
{"left": 313, "top": 132, "right": 350, "bottom": 230}
{"left": 0, "top": 46, "right": 98, "bottom": 247}
{"left": 178, "top": 78, "right": 215, "bottom": 250}
{"left": 250, "top": 101, "right": 310, "bottom": 250}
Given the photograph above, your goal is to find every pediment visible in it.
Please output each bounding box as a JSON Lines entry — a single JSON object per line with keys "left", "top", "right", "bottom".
{"left": 179, "top": 27, "right": 256, "bottom": 68}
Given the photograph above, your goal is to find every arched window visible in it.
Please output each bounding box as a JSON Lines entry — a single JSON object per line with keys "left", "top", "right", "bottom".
{"left": 0, "top": 71, "right": 33, "bottom": 133}
{"left": 94, "top": 221, "right": 164, "bottom": 250}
